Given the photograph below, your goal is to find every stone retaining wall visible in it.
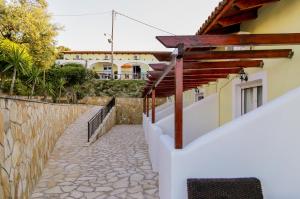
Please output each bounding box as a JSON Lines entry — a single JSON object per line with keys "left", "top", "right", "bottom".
{"left": 0, "top": 97, "right": 91, "bottom": 199}
{"left": 80, "top": 97, "right": 166, "bottom": 124}
{"left": 79, "top": 96, "right": 111, "bottom": 106}
{"left": 116, "top": 98, "right": 166, "bottom": 124}
{"left": 88, "top": 107, "right": 117, "bottom": 144}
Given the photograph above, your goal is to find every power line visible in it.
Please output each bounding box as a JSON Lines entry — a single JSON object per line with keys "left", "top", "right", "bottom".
{"left": 115, "top": 11, "right": 175, "bottom": 35}
{"left": 53, "top": 11, "right": 111, "bottom": 17}
{"left": 52, "top": 9, "right": 175, "bottom": 35}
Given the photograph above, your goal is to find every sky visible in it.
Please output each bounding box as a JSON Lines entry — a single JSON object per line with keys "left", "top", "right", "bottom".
{"left": 48, "top": 0, "right": 220, "bottom": 51}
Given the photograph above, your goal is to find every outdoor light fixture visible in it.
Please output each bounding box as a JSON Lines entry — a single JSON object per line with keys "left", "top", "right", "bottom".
{"left": 239, "top": 69, "right": 248, "bottom": 82}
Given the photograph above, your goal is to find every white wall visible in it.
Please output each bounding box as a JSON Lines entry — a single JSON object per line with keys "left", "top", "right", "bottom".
{"left": 156, "top": 104, "right": 174, "bottom": 121}
{"left": 156, "top": 102, "right": 172, "bottom": 112}
{"left": 157, "top": 94, "right": 219, "bottom": 146}
{"left": 159, "top": 86, "right": 300, "bottom": 199}
{"left": 143, "top": 114, "right": 163, "bottom": 172}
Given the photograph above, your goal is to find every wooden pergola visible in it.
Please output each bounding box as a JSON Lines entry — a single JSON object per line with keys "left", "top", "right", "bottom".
{"left": 143, "top": 33, "right": 300, "bottom": 149}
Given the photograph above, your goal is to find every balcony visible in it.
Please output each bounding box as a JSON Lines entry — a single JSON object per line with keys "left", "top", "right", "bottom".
{"left": 96, "top": 71, "right": 148, "bottom": 80}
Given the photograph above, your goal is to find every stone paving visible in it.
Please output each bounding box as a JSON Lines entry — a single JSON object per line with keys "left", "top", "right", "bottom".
{"left": 30, "top": 107, "right": 159, "bottom": 199}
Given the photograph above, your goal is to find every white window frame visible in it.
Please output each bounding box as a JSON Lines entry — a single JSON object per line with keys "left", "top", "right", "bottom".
{"left": 232, "top": 71, "right": 268, "bottom": 118}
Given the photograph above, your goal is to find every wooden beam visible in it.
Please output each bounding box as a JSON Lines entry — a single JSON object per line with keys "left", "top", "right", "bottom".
{"left": 154, "top": 84, "right": 205, "bottom": 89}
{"left": 148, "top": 74, "right": 229, "bottom": 80}
{"left": 175, "top": 58, "right": 183, "bottom": 149}
{"left": 235, "top": 0, "right": 280, "bottom": 10}
{"left": 149, "top": 68, "right": 243, "bottom": 77}
{"left": 148, "top": 79, "right": 217, "bottom": 84}
{"left": 183, "top": 49, "right": 293, "bottom": 60}
{"left": 150, "top": 60, "right": 263, "bottom": 71}
{"left": 156, "top": 33, "right": 300, "bottom": 48}
{"left": 218, "top": 9, "right": 258, "bottom": 27}
{"left": 156, "top": 88, "right": 196, "bottom": 94}
{"left": 208, "top": 24, "right": 241, "bottom": 34}
{"left": 152, "top": 89, "right": 156, "bottom": 123}
{"left": 152, "top": 52, "right": 172, "bottom": 62}
{"left": 149, "top": 63, "right": 168, "bottom": 71}
{"left": 156, "top": 87, "right": 196, "bottom": 94}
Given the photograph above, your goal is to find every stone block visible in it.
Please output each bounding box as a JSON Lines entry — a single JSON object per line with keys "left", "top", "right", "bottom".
{"left": 0, "top": 111, "right": 4, "bottom": 146}
{"left": 0, "top": 98, "right": 90, "bottom": 199}
{"left": 1, "top": 169, "right": 10, "bottom": 199}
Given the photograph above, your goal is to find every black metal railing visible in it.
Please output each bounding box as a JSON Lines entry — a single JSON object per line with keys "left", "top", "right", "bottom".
{"left": 88, "top": 97, "right": 116, "bottom": 142}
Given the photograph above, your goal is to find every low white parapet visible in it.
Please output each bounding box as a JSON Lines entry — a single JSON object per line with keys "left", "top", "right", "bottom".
{"left": 159, "top": 86, "right": 300, "bottom": 199}
{"left": 157, "top": 94, "right": 219, "bottom": 146}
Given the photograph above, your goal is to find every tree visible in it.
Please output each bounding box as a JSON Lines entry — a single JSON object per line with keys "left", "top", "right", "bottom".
{"left": 0, "top": 39, "right": 31, "bottom": 95}
{"left": 57, "top": 78, "right": 66, "bottom": 103}
{"left": 26, "top": 66, "right": 42, "bottom": 98}
{"left": 56, "top": 46, "right": 71, "bottom": 59}
{"left": 0, "top": 0, "right": 59, "bottom": 69}
{"left": 40, "top": 81, "right": 54, "bottom": 101}
{"left": 72, "top": 84, "right": 81, "bottom": 103}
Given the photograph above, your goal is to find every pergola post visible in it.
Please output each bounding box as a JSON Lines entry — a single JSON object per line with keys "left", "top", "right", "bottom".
{"left": 146, "top": 95, "right": 149, "bottom": 117}
{"left": 175, "top": 51, "right": 184, "bottom": 149}
{"left": 152, "top": 89, "right": 156, "bottom": 123}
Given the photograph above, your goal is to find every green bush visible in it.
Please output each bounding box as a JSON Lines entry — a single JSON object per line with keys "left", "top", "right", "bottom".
{"left": 90, "top": 80, "right": 146, "bottom": 97}
{"left": 2, "top": 79, "right": 30, "bottom": 96}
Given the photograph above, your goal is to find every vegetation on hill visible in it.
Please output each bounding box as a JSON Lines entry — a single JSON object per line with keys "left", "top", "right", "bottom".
{"left": 82, "top": 80, "right": 146, "bottom": 98}
{"left": 0, "top": 0, "right": 147, "bottom": 102}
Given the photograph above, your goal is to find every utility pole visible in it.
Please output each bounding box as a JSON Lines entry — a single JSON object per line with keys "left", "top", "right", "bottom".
{"left": 111, "top": 10, "right": 115, "bottom": 79}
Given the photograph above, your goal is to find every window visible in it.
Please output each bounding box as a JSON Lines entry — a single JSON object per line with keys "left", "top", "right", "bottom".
{"left": 232, "top": 72, "right": 267, "bottom": 118}
{"left": 241, "top": 85, "right": 263, "bottom": 115}
{"left": 133, "top": 55, "right": 140, "bottom": 60}
{"left": 102, "top": 66, "right": 112, "bottom": 79}
{"left": 75, "top": 55, "right": 80, "bottom": 60}
{"left": 103, "top": 66, "right": 112, "bottom": 74}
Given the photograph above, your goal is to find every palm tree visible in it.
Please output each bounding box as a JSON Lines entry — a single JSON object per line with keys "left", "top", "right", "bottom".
{"left": 0, "top": 40, "right": 31, "bottom": 95}
{"left": 57, "top": 78, "right": 66, "bottom": 103}
{"left": 41, "top": 82, "right": 54, "bottom": 102}
{"left": 26, "top": 67, "right": 42, "bottom": 98}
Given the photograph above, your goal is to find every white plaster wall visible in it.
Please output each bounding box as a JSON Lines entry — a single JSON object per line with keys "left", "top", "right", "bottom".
{"left": 147, "top": 122, "right": 163, "bottom": 172}
{"left": 142, "top": 114, "right": 148, "bottom": 142}
{"left": 156, "top": 102, "right": 172, "bottom": 112}
{"left": 156, "top": 104, "right": 174, "bottom": 121}
{"left": 159, "top": 86, "right": 300, "bottom": 199}
{"left": 156, "top": 94, "right": 219, "bottom": 146}
{"left": 143, "top": 113, "right": 164, "bottom": 172}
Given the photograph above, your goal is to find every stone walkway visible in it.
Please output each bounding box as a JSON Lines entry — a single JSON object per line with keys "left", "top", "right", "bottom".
{"left": 31, "top": 107, "right": 159, "bottom": 199}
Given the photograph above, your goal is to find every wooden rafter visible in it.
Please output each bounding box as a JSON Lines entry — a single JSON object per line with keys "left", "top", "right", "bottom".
{"left": 156, "top": 33, "right": 300, "bottom": 48}
{"left": 148, "top": 78, "right": 218, "bottom": 84}
{"left": 148, "top": 74, "right": 229, "bottom": 80}
{"left": 197, "top": 0, "right": 280, "bottom": 34}
{"left": 218, "top": 9, "right": 258, "bottom": 27}
{"left": 149, "top": 60, "right": 263, "bottom": 71}
{"left": 183, "top": 49, "right": 293, "bottom": 60}
{"left": 149, "top": 68, "right": 244, "bottom": 77}
{"left": 235, "top": 0, "right": 280, "bottom": 10}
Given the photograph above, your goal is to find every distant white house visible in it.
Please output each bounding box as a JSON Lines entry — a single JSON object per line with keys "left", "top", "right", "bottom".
{"left": 56, "top": 51, "right": 169, "bottom": 80}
